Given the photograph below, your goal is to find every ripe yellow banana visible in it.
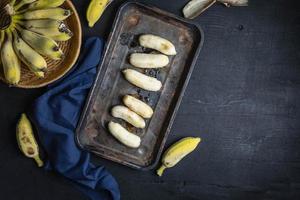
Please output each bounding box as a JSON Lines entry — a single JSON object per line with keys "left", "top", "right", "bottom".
{"left": 28, "top": 0, "right": 66, "bottom": 10}
{"left": 0, "top": 31, "right": 21, "bottom": 85}
{"left": 29, "top": 25, "right": 73, "bottom": 41}
{"left": 16, "top": 113, "right": 44, "bottom": 167}
{"left": 12, "top": 30, "right": 47, "bottom": 73}
{"left": 86, "top": 0, "right": 110, "bottom": 27}
{"left": 157, "top": 137, "right": 201, "bottom": 176}
{"left": 17, "top": 26, "right": 64, "bottom": 60}
{"left": 16, "top": 8, "right": 72, "bottom": 20}
{"left": 17, "top": 19, "right": 73, "bottom": 41}
{"left": 18, "top": 19, "right": 63, "bottom": 29}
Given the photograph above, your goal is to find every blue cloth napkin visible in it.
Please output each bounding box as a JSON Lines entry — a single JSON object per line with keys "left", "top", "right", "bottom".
{"left": 29, "top": 37, "right": 120, "bottom": 200}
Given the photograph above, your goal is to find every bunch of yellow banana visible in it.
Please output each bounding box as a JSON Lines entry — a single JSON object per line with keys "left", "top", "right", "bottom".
{"left": 0, "top": 0, "right": 73, "bottom": 85}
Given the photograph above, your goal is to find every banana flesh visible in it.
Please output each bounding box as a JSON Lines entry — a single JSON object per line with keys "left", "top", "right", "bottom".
{"left": 108, "top": 121, "right": 141, "bottom": 148}
{"left": 157, "top": 137, "right": 201, "bottom": 176}
{"left": 17, "top": 8, "right": 72, "bottom": 20}
{"left": 28, "top": 0, "right": 66, "bottom": 10}
{"left": 1, "top": 31, "right": 21, "bottom": 85}
{"left": 129, "top": 53, "right": 169, "bottom": 69}
{"left": 111, "top": 105, "right": 146, "bottom": 128}
{"left": 18, "top": 27, "right": 64, "bottom": 60}
{"left": 16, "top": 113, "right": 44, "bottom": 167}
{"left": 12, "top": 30, "right": 47, "bottom": 72}
{"left": 87, "top": 0, "right": 110, "bottom": 27}
{"left": 123, "top": 69, "right": 162, "bottom": 91}
{"left": 123, "top": 95, "right": 153, "bottom": 119}
{"left": 139, "top": 34, "right": 177, "bottom": 56}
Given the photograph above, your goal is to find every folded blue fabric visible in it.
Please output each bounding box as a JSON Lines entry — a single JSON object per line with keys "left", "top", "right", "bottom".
{"left": 29, "top": 37, "right": 120, "bottom": 200}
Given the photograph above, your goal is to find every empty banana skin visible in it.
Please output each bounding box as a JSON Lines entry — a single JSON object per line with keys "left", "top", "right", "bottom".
{"left": 108, "top": 121, "right": 141, "bottom": 148}
{"left": 123, "top": 69, "right": 162, "bottom": 92}
{"left": 111, "top": 105, "right": 146, "bottom": 128}
{"left": 139, "top": 34, "right": 177, "bottom": 56}
{"left": 129, "top": 53, "right": 169, "bottom": 69}
{"left": 123, "top": 95, "right": 153, "bottom": 119}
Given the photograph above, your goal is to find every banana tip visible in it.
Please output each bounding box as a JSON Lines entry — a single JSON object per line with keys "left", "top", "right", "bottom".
{"left": 156, "top": 165, "right": 167, "bottom": 177}
{"left": 88, "top": 22, "right": 95, "bottom": 28}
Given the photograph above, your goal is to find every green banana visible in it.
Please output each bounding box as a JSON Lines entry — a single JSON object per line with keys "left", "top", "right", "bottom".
{"left": 28, "top": 0, "right": 66, "bottom": 10}
{"left": 0, "top": 31, "right": 4, "bottom": 61}
{"left": 14, "top": 0, "right": 37, "bottom": 11}
{"left": 12, "top": 30, "right": 47, "bottom": 73}
{"left": 17, "top": 26, "right": 64, "bottom": 60}
{"left": 16, "top": 113, "right": 44, "bottom": 167}
{"left": 18, "top": 19, "right": 64, "bottom": 29}
{"left": 16, "top": 8, "right": 72, "bottom": 20}
{"left": 0, "top": 31, "right": 21, "bottom": 85}
{"left": 157, "top": 137, "right": 201, "bottom": 176}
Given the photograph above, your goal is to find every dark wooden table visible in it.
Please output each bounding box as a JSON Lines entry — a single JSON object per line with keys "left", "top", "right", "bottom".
{"left": 1, "top": 0, "right": 300, "bottom": 199}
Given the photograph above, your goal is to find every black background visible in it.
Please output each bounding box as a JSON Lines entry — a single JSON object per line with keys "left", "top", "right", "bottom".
{"left": 1, "top": 0, "right": 300, "bottom": 199}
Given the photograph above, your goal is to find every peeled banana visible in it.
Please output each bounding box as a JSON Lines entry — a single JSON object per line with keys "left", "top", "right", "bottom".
{"left": 139, "top": 34, "right": 177, "bottom": 56}
{"left": 28, "top": 0, "right": 66, "bottom": 10}
{"left": 123, "top": 69, "right": 162, "bottom": 92}
{"left": 108, "top": 121, "right": 141, "bottom": 148}
{"left": 16, "top": 8, "right": 72, "bottom": 20}
{"left": 129, "top": 53, "right": 169, "bottom": 69}
{"left": 17, "top": 26, "right": 64, "bottom": 60}
{"left": 16, "top": 113, "right": 44, "bottom": 167}
{"left": 123, "top": 95, "right": 153, "bottom": 119}
{"left": 111, "top": 105, "right": 146, "bottom": 128}
{"left": 12, "top": 30, "right": 47, "bottom": 72}
{"left": 157, "top": 137, "right": 201, "bottom": 176}
{"left": 1, "top": 31, "right": 21, "bottom": 85}
{"left": 86, "top": 0, "right": 110, "bottom": 28}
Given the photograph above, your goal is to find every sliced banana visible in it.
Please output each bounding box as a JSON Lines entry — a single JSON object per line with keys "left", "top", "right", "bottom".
{"left": 108, "top": 121, "right": 141, "bottom": 148}
{"left": 123, "top": 69, "right": 162, "bottom": 92}
{"left": 129, "top": 53, "right": 169, "bottom": 69}
{"left": 111, "top": 105, "right": 145, "bottom": 128}
{"left": 139, "top": 34, "right": 177, "bottom": 55}
{"left": 123, "top": 95, "right": 153, "bottom": 119}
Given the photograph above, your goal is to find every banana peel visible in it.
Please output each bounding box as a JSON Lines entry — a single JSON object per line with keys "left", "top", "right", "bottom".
{"left": 157, "top": 137, "right": 201, "bottom": 176}
{"left": 16, "top": 113, "right": 43, "bottom": 167}
{"left": 86, "top": 0, "right": 111, "bottom": 28}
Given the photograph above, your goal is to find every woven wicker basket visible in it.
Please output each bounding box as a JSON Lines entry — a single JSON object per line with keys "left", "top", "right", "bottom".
{"left": 0, "top": 0, "right": 82, "bottom": 88}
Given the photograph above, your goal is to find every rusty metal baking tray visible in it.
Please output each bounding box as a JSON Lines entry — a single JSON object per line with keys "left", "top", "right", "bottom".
{"left": 76, "top": 1, "right": 204, "bottom": 170}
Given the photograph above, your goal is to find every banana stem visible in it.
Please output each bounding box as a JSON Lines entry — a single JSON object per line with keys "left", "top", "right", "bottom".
{"left": 33, "top": 155, "right": 44, "bottom": 167}
{"left": 156, "top": 165, "right": 167, "bottom": 177}
{"left": 10, "top": 0, "right": 17, "bottom": 6}
{"left": 14, "top": 2, "right": 25, "bottom": 11}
